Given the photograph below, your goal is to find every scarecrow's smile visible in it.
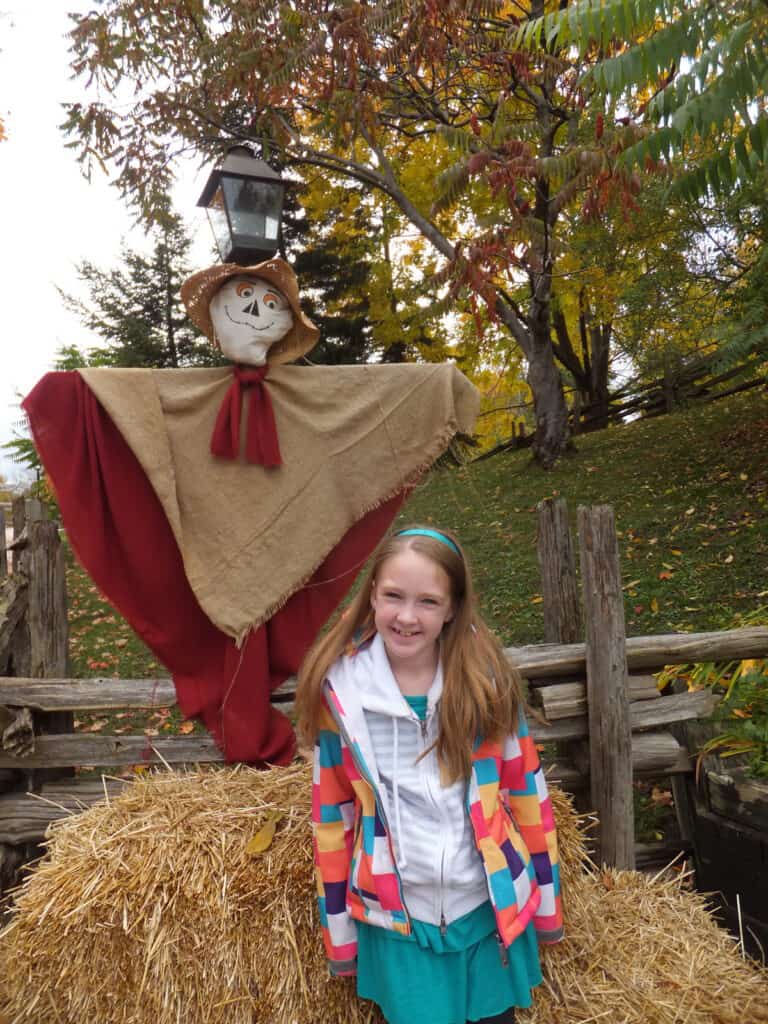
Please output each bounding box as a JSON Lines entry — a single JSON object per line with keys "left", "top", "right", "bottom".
{"left": 224, "top": 306, "right": 276, "bottom": 332}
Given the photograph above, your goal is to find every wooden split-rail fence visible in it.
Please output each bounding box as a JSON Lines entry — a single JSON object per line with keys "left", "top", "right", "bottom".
{"left": 1, "top": 497, "right": 767, "bottom": 893}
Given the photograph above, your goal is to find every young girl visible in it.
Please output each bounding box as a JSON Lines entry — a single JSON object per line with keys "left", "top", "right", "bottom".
{"left": 297, "top": 525, "right": 563, "bottom": 1024}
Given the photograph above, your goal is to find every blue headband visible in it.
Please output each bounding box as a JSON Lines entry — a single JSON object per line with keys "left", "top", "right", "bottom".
{"left": 396, "top": 528, "right": 461, "bottom": 557}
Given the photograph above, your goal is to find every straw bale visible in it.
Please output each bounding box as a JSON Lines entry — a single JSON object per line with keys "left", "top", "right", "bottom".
{"left": 0, "top": 764, "right": 766, "bottom": 1024}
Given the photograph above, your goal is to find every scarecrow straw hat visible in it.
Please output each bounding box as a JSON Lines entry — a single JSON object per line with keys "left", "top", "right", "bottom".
{"left": 181, "top": 257, "right": 320, "bottom": 364}
{"left": 1, "top": 765, "right": 767, "bottom": 1024}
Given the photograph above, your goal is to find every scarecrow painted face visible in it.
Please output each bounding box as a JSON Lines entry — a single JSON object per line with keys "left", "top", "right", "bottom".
{"left": 209, "top": 275, "right": 294, "bottom": 365}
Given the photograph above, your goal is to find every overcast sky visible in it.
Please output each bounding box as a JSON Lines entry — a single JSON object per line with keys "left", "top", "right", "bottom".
{"left": 0, "top": 1, "right": 213, "bottom": 482}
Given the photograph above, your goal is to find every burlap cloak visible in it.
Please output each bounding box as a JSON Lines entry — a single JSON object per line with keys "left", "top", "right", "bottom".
{"left": 79, "top": 363, "right": 479, "bottom": 642}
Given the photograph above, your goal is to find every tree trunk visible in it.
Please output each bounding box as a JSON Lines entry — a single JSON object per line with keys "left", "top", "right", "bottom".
{"left": 586, "top": 322, "right": 611, "bottom": 429}
{"left": 528, "top": 324, "right": 571, "bottom": 468}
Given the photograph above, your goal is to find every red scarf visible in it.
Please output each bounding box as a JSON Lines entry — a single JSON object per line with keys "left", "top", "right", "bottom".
{"left": 210, "top": 365, "right": 282, "bottom": 467}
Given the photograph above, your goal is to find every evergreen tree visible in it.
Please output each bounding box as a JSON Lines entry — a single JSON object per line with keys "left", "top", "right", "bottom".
{"left": 60, "top": 215, "right": 221, "bottom": 368}
{"left": 279, "top": 180, "right": 374, "bottom": 366}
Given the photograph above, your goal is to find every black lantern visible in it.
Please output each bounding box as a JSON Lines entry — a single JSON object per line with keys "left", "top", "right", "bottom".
{"left": 197, "top": 146, "right": 285, "bottom": 265}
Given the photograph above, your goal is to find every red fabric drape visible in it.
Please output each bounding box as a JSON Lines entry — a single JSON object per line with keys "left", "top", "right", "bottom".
{"left": 23, "top": 372, "right": 404, "bottom": 764}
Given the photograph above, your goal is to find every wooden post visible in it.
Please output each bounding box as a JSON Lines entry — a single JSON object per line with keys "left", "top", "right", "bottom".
{"left": 536, "top": 497, "right": 589, "bottom": 810}
{"left": 536, "top": 498, "right": 582, "bottom": 644}
{"left": 1, "top": 501, "right": 51, "bottom": 891}
{"left": 7, "top": 498, "right": 38, "bottom": 677}
{"left": 11, "top": 497, "right": 45, "bottom": 577}
{"left": 0, "top": 506, "right": 7, "bottom": 578}
{"left": 27, "top": 520, "right": 73, "bottom": 789}
{"left": 28, "top": 521, "right": 68, "bottom": 679}
{"left": 11, "top": 496, "right": 26, "bottom": 547}
{"left": 577, "top": 505, "right": 635, "bottom": 869}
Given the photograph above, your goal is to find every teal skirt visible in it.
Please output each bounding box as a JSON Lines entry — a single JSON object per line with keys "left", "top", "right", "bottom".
{"left": 357, "top": 903, "right": 542, "bottom": 1024}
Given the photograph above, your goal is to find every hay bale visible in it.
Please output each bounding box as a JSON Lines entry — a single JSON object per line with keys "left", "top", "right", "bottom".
{"left": 0, "top": 765, "right": 766, "bottom": 1024}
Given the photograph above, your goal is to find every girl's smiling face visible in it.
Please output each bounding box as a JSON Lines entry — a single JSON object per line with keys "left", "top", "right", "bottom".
{"left": 370, "top": 548, "right": 454, "bottom": 669}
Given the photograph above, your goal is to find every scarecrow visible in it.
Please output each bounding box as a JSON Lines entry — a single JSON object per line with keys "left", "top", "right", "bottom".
{"left": 23, "top": 259, "right": 478, "bottom": 764}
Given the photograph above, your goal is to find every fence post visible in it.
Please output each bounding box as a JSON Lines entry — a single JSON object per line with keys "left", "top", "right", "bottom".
{"left": 0, "top": 506, "right": 7, "bottom": 579}
{"left": 11, "top": 496, "right": 26, "bottom": 559}
{"left": 536, "top": 497, "right": 591, "bottom": 811}
{"left": 536, "top": 497, "right": 582, "bottom": 644}
{"left": 27, "top": 519, "right": 73, "bottom": 789}
{"left": 577, "top": 504, "right": 635, "bottom": 869}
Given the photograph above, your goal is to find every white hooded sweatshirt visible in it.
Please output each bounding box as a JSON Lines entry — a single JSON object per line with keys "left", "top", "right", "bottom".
{"left": 326, "top": 633, "right": 489, "bottom": 929}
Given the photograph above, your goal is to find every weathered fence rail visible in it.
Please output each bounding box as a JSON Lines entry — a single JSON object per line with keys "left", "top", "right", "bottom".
{"left": 1, "top": 497, "right": 766, "bottom": 889}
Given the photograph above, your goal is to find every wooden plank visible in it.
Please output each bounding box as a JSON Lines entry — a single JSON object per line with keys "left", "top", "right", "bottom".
{"left": 0, "top": 677, "right": 178, "bottom": 711}
{"left": 272, "top": 676, "right": 297, "bottom": 700}
{"left": 541, "top": 761, "right": 583, "bottom": 789}
{"left": 0, "top": 733, "right": 225, "bottom": 769}
{"left": 634, "top": 839, "right": 692, "bottom": 871}
{"left": 0, "top": 677, "right": 295, "bottom": 714}
{"left": 536, "top": 497, "right": 582, "bottom": 644}
{"left": 0, "top": 780, "right": 127, "bottom": 844}
{"left": 628, "top": 674, "right": 662, "bottom": 701}
{"left": 629, "top": 688, "right": 720, "bottom": 732}
{"left": 509, "top": 626, "right": 768, "bottom": 680}
{"left": 578, "top": 505, "right": 635, "bottom": 869}
{"left": 572, "top": 732, "right": 689, "bottom": 777}
{"left": 706, "top": 770, "right": 768, "bottom": 832}
{"left": 533, "top": 681, "right": 586, "bottom": 720}
{"left": 529, "top": 689, "right": 720, "bottom": 743}
{"left": 531, "top": 716, "right": 588, "bottom": 742}
{"left": 533, "top": 674, "right": 661, "bottom": 719}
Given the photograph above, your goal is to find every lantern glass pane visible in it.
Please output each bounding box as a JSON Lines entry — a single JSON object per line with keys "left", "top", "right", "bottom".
{"left": 222, "top": 177, "right": 282, "bottom": 244}
{"left": 205, "top": 185, "right": 233, "bottom": 261}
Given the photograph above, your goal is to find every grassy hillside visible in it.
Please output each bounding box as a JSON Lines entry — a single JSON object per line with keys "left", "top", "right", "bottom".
{"left": 398, "top": 387, "right": 768, "bottom": 646}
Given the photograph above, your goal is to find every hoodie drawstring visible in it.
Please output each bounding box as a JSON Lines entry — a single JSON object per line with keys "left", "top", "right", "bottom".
{"left": 392, "top": 717, "right": 408, "bottom": 870}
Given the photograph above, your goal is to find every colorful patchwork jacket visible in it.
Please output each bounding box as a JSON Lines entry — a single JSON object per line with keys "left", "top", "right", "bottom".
{"left": 312, "top": 670, "right": 564, "bottom": 976}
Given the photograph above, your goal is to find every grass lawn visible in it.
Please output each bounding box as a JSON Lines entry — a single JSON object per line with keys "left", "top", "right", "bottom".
{"left": 399, "top": 387, "right": 768, "bottom": 645}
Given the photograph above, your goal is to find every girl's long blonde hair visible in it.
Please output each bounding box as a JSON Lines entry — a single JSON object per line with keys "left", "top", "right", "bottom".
{"left": 296, "top": 525, "right": 523, "bottom": 784}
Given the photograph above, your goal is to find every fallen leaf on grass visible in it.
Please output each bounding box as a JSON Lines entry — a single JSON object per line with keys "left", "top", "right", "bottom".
{"left": 81, "top": 720, "right": 108, "bottom": 733}
{"left": 651, "top": 787, "right": 673, "bottom": 807}
{"left": 178, "top": 721, "right": 195, "bottom": 734}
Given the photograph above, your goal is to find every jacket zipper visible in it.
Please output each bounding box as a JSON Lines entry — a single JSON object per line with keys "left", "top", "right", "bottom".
{"left": 419, "top": 707, "right": 449, "bottom": 934}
